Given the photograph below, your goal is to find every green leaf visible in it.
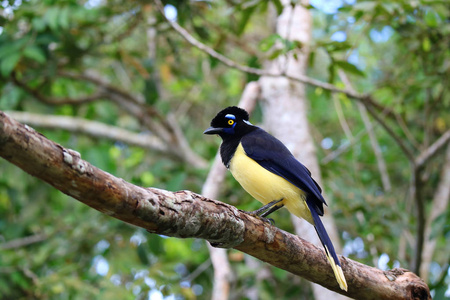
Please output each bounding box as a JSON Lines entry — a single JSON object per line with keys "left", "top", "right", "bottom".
{"left": 0, "top": 86, "right": 23, "bottom": 110}
{"left": 137, "top": 244, "right": 150, "bottom": 265}
{"left": 45, "top": 7, "right": 60, "bottom": 31}
{"left": 0, "top": 37, "right": 29, "bottom": 59}
{"left": 380, "top": 3, "right": 399, "bottom": 15}
{"left": 259, "top": 34, "right": 282, "bottom": 52}
{"left": 140, "top": 171, "right": 154, "bottom": 187}
{"left": 320, "top": 41, "right": 352, "bottom": 53}
{"left": 334, "top": 60, "right": 366, "bottom": 77}
{"left": 424, "top": 9, "right": 439, "bottom": 28}
{"left": 0, "top": 52, "right": 21, "bottom": 77}
{"left": 353, "top": 1, "right": 377, "bottom": 12}
{"left": 308, "top": 49, "right": 315, "bottom": 68}
{"left": 0, "top": 15, "right": 6, "bottom": 27}
{"left": 59, "top": 6, "right": 70, "bottom": 30}
{"left": 23, "top": 46, "right": 46, "bottom": 64}
{"left": 268, "top": 48, "right": 285, "bottom": 60}
{"left": 422, "top": 37, "right": 431, "bottom": 52}
{"left": 237, "top": 6, "right": 256, "bottom": 36}
{"left": 32, "top": 17, "right": 47, "bottom": 32}
{"left": 271, "top": 0, "right": 283, "bottom": 15}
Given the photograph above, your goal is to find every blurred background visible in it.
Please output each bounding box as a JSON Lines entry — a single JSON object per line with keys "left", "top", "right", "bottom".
{"left": 0, "top": 0, "right": 449, "bottom": 299}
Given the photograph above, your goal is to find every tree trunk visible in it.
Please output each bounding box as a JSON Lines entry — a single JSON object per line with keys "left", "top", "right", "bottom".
{"left": 259, "top": 2, "right": 349, "bottom": 299}
{"left": 420, "top": 145, "right": 450, "bottom": 281}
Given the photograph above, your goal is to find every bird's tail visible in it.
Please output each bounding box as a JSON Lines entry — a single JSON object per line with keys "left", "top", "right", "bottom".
{"left": 306, "top": 201, "right": 348, "bottom": 291}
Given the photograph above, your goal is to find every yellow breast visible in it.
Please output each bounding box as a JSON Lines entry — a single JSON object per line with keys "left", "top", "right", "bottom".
{"left": 229, "top": 143, "right": 313, "bottom": 224}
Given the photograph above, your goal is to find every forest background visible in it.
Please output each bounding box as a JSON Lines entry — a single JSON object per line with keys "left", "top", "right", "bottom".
{"left": 0, "top": 0, "right": 449, "bottom": 299}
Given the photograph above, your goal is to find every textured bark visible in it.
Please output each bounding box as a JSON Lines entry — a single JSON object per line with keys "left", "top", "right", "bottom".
{"left": 0, "top": 111, "right": 431, "bottom": 299}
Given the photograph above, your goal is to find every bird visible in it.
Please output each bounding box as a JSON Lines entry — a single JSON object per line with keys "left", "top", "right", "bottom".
{"left": 204, "top": 106, "right": 347, "bottom": 291}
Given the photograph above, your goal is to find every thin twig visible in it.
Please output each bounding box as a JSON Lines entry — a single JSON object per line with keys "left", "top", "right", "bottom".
{"left": 358, "top": 102, "right": 392, "bottom": 191}
{"left": 153, "top": 0, "right": 365, "bottom": 101}
{"left": 395, "top": 113, "right": 421, "bottom": 151}
{"left": 182, "top": 258, "right": 212, "bottom": 283}
{"left": 333, "top": 94, "right": 354, "bottom": 140}
{"left": 56, "top": 71, "right": 207, "bottom": 168}
{"left": 415, "top": 129, "right": 450, "bottom": 168}
{"left": 363, "top": 102, "right": 415, "bottom": 163}
{"left": 0, "top": 233, "right": 47, "bottom": 250}
{"left": 11, "top": 73, "right": 106, "bottom": 105}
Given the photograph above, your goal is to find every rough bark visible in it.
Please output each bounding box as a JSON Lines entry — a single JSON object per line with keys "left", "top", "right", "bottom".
{"left": 0, "top": 111, "right": 431, "bottom": 299}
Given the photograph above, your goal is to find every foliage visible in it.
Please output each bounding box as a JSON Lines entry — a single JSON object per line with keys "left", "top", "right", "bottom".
{"left": 0, "top": 0, "right": 449, "bottom": 299}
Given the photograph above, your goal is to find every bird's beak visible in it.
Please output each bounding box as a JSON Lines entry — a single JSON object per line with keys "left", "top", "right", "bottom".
{"left": 203, "top": 127, "right": 223, "bottom": 135}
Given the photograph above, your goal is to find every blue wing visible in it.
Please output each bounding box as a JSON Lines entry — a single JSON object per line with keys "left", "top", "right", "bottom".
{"left": 241, "top": 128, "right": 326, "bottom": 215}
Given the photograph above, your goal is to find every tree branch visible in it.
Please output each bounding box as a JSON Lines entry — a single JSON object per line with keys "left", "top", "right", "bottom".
{"left": 411, "top": 129, "right": 450, "bottom": 274}
{"left": 13, "top": 70, "right": 207, "bottom": 168}
{"left": 0, "top": 233, "right": 48, "bottom": 250}
{"left": 0, "top": 110, "right": 431, "bottom": 299}
{"left": 415, "top": 129, "right": 450, "bottom": 168}
{"left": 153, "top": 0, "right": 365, "bottom": 101}
{"left": 11, "top": 72, "right": 106, "bottom": 105}
{"left": 4, "top": 111, "right": 169, "bottom": 153}
{"left": 419, "top": 145, "right": 450, "bottom": 281}
{"left": 363, "top": 101, "right": 416, "bottom": 163}
{"left": 338, "top": 70, "right": 391, "bottom": 191}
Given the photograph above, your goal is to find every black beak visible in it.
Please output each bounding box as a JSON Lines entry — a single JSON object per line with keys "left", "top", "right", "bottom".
{"left": 203, "top": 127, "right": 224, "bottom": 135}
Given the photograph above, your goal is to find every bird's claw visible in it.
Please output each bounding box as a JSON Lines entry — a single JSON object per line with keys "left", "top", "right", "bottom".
{"left": 246, "top": 212, "right": 275, "bottom": 225}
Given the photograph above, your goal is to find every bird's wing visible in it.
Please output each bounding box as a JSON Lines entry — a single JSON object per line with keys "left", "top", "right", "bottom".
{"left": 242, "top": 129, "right": 347, "bottom": 290}
{"left": 241, "top": 129, "right": 326, "bottom": 215}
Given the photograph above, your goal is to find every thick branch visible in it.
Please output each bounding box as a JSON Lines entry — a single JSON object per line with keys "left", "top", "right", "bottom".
{"left": 0, "top": 111, "right": 431, "bottom": 300}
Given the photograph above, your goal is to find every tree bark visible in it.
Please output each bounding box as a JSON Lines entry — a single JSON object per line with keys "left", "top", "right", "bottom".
{"left": 0, "top": 111, "right": 431, "bottom": 300}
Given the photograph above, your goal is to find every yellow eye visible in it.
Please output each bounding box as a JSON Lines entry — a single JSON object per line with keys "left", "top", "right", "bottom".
{"left": 228, "top": 119, "right": 234, "bottom": 125}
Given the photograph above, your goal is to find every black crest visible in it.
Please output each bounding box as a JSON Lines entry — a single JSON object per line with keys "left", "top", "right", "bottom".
{"left": 210, "top": 106, "right": 249, "bottom": 128}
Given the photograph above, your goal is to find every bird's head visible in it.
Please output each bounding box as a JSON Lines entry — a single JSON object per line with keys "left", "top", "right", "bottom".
{"left": 204, "top": 106, "right": 254, "bottom": 139}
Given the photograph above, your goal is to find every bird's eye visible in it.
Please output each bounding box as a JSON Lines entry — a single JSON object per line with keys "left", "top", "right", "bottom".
{"left": 228, "top": 119, "right": 234, "bottom": 125}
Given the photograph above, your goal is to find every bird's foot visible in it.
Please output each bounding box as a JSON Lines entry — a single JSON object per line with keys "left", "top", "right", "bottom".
{"left": 260, "top": 216, "right": 276, "bottom": 225}
{"left": 245, "top": 212, "right": 276, "bottom": 225}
